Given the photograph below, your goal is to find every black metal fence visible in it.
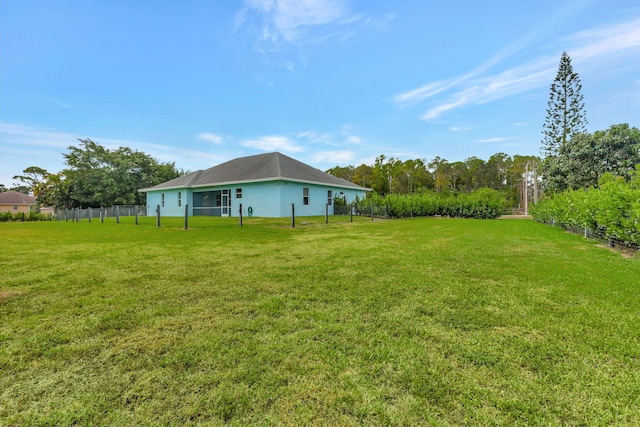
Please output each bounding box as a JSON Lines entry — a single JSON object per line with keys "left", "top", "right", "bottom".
{"left": 334, "top": 201, "right": 389, "bottom": 219}
{"left": 536, "top": 219, "right": 639, "bottom": 252}
{"left": 55, "top": 205, "right": 146, "bottom": 222}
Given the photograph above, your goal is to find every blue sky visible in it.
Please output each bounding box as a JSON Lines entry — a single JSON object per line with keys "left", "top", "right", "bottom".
{"left": 1, "top": 0, "right": 639, "bottom": 187}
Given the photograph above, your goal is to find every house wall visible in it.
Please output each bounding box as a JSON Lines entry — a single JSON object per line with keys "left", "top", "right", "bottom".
{"left": 144, "top": 180, "right": 367, "bottom": 218}
{"left": 0, "top": 204, "right": 31, "bottom": 215}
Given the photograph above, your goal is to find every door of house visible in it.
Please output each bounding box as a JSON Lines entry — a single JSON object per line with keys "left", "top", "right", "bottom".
{"left": 221, "top": 189, "right": 231, "bottom": 217}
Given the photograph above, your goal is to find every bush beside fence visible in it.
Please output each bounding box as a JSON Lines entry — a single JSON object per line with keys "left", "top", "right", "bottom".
{"left": 530, "top": 172, "right": 640, "bottom": 249}
{"left": 352, "top": 189, "right": 508, "bottom": 220}
{"left": 0, "top": 211, "right": 54, "bottom": 222}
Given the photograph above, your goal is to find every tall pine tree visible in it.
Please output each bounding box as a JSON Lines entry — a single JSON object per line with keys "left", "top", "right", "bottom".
{"left": 541, "top": 52, "right": 587, "bottom": 157}
{"left": 541, "top": 52, "right": 588, "bottom": 192}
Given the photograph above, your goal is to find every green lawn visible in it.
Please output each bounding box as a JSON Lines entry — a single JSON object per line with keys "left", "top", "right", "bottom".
{"left": 1, "top": 216, "right": 638, "bottom": 426}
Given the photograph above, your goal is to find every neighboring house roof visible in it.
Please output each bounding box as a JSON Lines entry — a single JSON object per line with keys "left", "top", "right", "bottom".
{"left": 0, "top": 190, "right": 35, "bottom": 205}
{"left": 140, "top": 152, "right": 370, "bottom": 192}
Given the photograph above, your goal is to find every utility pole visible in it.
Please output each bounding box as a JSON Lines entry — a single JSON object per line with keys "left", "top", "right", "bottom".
{"left": 524, "top": 162, "right": 529, "bottom": 215}
{"left": 533, "top": 161, "right": 538, "bottom": 204}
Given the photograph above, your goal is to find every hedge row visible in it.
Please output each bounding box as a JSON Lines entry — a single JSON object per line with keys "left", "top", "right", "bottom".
{"left": 0, "top": 211, "right": 54, "bottom": 222}
{"left": 530, "top": 172, "right": 640, "bottom": 246}
{"left": 355, "top": 188, "right": 508, "bottom": 220}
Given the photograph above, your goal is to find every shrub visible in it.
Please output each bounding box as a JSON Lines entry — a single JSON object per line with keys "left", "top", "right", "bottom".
{"left": 530, "top": 171, "right": 640, "bottom": 246}
{"left": 356, "top": 188, "right": 508, "bottom": 220}
{"left": 0, "top": 210, "right": 53, "bottom": 222}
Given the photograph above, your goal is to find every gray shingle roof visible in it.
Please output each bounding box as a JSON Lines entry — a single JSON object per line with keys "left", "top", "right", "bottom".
{"left": 0, "top": 190, "right": 36, "bottom": 205}
{"left": 140, "top": 152, "right": 369, "bottom": 191}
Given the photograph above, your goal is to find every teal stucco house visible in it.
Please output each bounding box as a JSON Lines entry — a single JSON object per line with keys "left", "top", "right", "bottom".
{"left": 139, "top": 152, "right": 370, "bottom": 218}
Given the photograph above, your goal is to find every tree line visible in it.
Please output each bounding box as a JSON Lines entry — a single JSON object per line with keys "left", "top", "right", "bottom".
{"left": 326, "top": 153, "right": 539, "bottom": 207}
{"left": 6, "top": 139, "right": 183, "bottom": 209}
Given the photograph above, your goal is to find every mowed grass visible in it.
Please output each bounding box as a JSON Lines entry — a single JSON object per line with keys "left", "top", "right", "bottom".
{"left": 1, "top": 216, "right": 638, "bottom": 426}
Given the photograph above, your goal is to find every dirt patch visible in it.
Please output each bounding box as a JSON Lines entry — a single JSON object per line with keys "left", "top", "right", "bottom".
{"left": 0, "top": 290, "right": 20, "bottom": 302}
{"left": 595, "top": 244, "right": 638, "bottom": 259}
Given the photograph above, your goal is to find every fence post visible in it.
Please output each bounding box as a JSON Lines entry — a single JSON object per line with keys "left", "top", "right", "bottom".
{"left": 116, "top": 206, "right": 120, "bottom": 224}
{"left": 156, "top": 205, "right": 161, "bottom": 228}
{"left": 291, "top": 203, "right": 295, "bottom": 228}
{"left": 239, "top": 203, "right": 243, "bottom": 227}
{"left": 184, "top": 204, "right": 189, "bottom": 230}
{"left": 371, "top": 198, "right": 374, "bottom": 221}
{"left": 325, "top": 204, "right": 329, "bottom": 224}
{"left": 100, "top": 208, "right": 104, "bottom": 223}
{"left": 135, "top": 208, "right": 139, "bottom": 225}
{"left": 584, "top": 227, "right": 588, "bottom": 238}
{"left": 350, "top": 203, "right": 353, "bottom": 222}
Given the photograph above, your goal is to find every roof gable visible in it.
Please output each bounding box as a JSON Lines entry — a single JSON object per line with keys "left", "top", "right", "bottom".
{"left": 0, "top": 190, "right": 36, "bottom": 205}
{"left": 141, "top": 152, "right": 369, "bottom": 191}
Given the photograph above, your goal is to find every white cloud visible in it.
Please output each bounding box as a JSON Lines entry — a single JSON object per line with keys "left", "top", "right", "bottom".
{"left": 241, "top": 135, "right": 304, "bottom": 152}
{"left": 196, "top": 132, "right": 224, "bottom": 144}
{"left": 46, "top": 98, "right": 72, "bottom": 109}
{"left": 340, "top": 125, "right": 363, "bottom": 145}
{"left": 346, "top": 135, "right": 361, "bottom": 144}
{"left": 0, "top": 122, "right": 78, "bottom": 149}
{"left": 297, "top": 130, "right": 333, "bottom": 144}
{"left": 239, "top": 0, "right": 357, "bottom": 45}
{"left": 477, "top": 137, "right": 509, "bottom": 143}
{"left": 297, "top": 127, "right": 363, "bottom": 146}
{"left": 311, "top": 150, "right": 354, "bottom": 164}
{"left": 449, "top": 126, "right": 473, "bottom": 131}
{"left": 395, "top": 16, "right": 640, "bottom": 121}
{"left": 562, "top": 17, "right": 640, "bottom": 61}
{"left": 393, "top": 80, "right": 454, "bottom": 107}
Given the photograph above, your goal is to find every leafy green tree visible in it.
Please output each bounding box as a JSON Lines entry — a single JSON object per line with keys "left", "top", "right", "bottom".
{"left": 62, "top": 138, "right": 183, "bottom": 208}
{"left": 547, "top": 124, "right": 640, "bottom": 191}
{"left": 352, "top": 164, "right": 374, "bottom": 189}
{"left": 12, "top": 166, "right": 50, "bottom": 195}
{"left": 449, "top": 161, "right": 468, "bottom": 191}
{"left": 371, "top": 155, "right": 393, "bottom": 194}
{"left": 428, "top": 157, "right": 450, "bottom": 193}
{"left": 486, "top": 153, "right": 511, "bottom": 190}
{"left": 402, "top": 158, "right": 433, "bottom": 193}
{"left": 464, "top": 157, "right": 489, "bottom": 190}
{"left": 326, "top": 165, "right": 355, "bottom": 181}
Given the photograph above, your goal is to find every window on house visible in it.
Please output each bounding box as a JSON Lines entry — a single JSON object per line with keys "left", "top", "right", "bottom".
{"left": 327, "top": 190, "right": 332, "bottom": 206}
{"left": 303, "top": 187, "right": 309, "bottom": 205}
{"left": 161, "top": 193, "right": 165, "bottom": 208}
{"left": 13, "top": 205, "right": 18, "bottom": 210}
{"left": 178, "top": 192, "right": 182, "bottom": 207}
{"left": 236, "top": 188, "right": 242, "bottom": 199}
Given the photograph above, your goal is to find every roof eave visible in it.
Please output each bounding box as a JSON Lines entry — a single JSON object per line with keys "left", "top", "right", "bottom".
{"left": 140, "top": 177, "right": 370, "bottom": 192}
